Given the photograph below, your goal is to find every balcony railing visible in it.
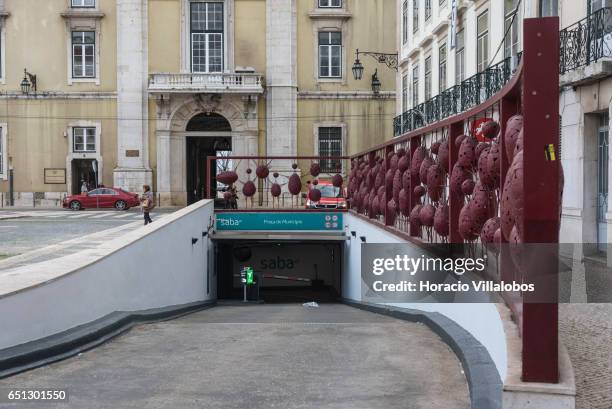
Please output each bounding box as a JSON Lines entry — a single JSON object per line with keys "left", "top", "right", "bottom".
{"left": 560, "top": 7, "right": 612, "bottom": 74}
{"left": 148, "top": 72, "right": 265, "bottom": 93}
{"left": 393, "top": 54, "right": 520, "bottom": 137}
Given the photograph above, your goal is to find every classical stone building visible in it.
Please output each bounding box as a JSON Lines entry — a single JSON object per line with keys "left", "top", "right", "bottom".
{"left": 0, "top": 0, "right": 395, "bottom": 207}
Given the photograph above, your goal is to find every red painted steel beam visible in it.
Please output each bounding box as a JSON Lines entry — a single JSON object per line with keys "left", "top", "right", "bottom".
{"left": 448, "top": 122, "right": 463, "bottom": 243}
{"left": 521, "top": 17, "right": 560, "bottom": 384}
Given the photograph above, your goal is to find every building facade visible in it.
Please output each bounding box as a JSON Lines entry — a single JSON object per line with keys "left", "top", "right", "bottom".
{"left": 0, "top": 0, "right": 396, "bottom": 207}
{"left": 558, "top": 0, "right": 612, "bottom": 256}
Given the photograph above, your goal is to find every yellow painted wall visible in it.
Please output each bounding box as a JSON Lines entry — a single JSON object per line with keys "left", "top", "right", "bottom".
{"left": 149, "top": 0, "right": 181, "bottom": 73}
{"left": 0, "top": 99, "right": 117, "bottom": 193}
{"left": 234, "top": 0, "right": 267, "bottom": 72}
{"left": 1, "top": 0, "right": 117, "bottom": 92}
{"left": 296, "top": 0, "right": 396, "bottom": 92}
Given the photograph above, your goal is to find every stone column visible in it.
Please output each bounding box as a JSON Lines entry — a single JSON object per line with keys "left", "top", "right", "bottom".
{"left": 113, "top": 0, "right": 152, "bottom": 192}
{"left": 266, "top": 0, "right": 297, "bottom": 169}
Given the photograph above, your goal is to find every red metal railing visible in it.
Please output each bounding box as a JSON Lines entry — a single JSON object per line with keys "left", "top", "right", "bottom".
{"left": 205, "top": 156, "right": 350, "bottom": 212}
{"left": 347, "top": 18, "right": 561, "bottom": 383}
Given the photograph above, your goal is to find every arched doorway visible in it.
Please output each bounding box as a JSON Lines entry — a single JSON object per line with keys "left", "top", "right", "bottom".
{"left": 186, "top": 113, "right": 232, "bottom": 205}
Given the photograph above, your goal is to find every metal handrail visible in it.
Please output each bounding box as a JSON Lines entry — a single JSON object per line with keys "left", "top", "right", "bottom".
{"left": 393, "top": 54, "right": 520, "bottom": 137}
{"left": 560, "top": 7, "right": 612, "bottom": 74}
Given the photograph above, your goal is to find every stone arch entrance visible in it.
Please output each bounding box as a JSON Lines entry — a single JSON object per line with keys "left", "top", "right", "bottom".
{"left": 155, "top": 94, "right": 259, "bottom": 206}
{"left": 185, "top": 113, "right": 233, "bottom": 205}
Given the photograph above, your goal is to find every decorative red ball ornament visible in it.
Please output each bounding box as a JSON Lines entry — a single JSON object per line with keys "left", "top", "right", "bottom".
{"left": 419, "top": 204, "right": 436, "bottom": 227}
{"left": 481, "top": 120, "right": 500, "bottom": 140}
{"left": 216, "top": 171, "right": 239, "bottom": 185}
{"left": 450, "top": 164, "right": 472, "bottom": 196}
{"left": 256, "top": 165, "right": 270, "bottom": 179}
{"left": 419, "top": 155, "right": 434, "bottom": 187}
{"left": 309, "top": 188, "right": 321, "bottom": 202}
{"left": 458, "top": 136, "right": 476, "bottom": 167}
{"left": 271, "top": 183, "right": 282, "bottom": 197}
{"left": 310, "top": 163, "right": 321, "bottom": 177}
{"left": 459, "top": 202, "right": 478, "bottom": 241}
{"left": 242, "top": 180, "right": 256, "bottom": 197}
{"left": 288, "top": 173, "right": 302, "bottom": 195}
{"left": 431, "top": 141, "right": 441, "bottom": 155}
{"left": 427, "top": 163, "right": 444, "bottom": 202}
{"left": 410, "top": 204, "right": 423, "bottom": 230}
{"left": 332, "top": 173, "right": 344, "bottom": 188}
{"left": 481, "top": 217, "right": 501, "bottom": 251}
{"left": 504, "top": 114, "right": 523, "bottom": 163}
{"left": 438, "top": 140, "right": 450, "bottom": 173}
{"left": 461, "top": 179, "right": 475, "bottom": 196}
{"left": 434, "top": 203, "right": 450, "bottom": 236}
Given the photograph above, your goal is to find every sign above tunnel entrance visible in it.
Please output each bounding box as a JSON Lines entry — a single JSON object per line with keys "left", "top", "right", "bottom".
{"left": 215, "top": 212, "right": 344, "bottom": 232}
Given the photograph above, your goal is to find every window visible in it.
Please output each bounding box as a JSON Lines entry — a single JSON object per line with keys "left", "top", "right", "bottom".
{"left": 403, "top": 1, "right": 409, "bottom": 45}
{"left": 455, "top": 28, "right": 465, "bottom": 83}
{"left": 319, "top": 127, "right": 342, "bottom": 173}
{"left": 319, "top": 32, "right": 342, "bottom": 78}
{"left": 412, "top": 64, "right": 419, "bottom": 106}
{"left": 424, "top": 56, "right": 432, "bottom": 100}
{"left": 477, "top": 11, "right": 489, "bottom": 72}
{"left": 402, "top": 74, "right": 409, "bottom": 112}
{"left": 191, "top": 2, "right": 224, "bottom": 73}
{"left": 319, "top": 0, "right": 342, "bottom": 7}
{"left": 72, "top": 31, "right": 95, "bottom": 78}
{"left": 504, "top": 0, "right": 520, "bottom": 60}
{"left": 425, "top": 0, "right": 432, "bottom": 21}
{"left": 439, "top": 41, "right": 447, "bottom": 92}
{"left": 413, "top": 0, "right": 419, "bottom": 33}
{"left": 72, "top": 0, "right": 95, "bottom": 7}
{"left": 539, "top": 0, "right": 558, "bottom": 16}
{"left": 73, "top": 127, "right": 96, "bottom": 152}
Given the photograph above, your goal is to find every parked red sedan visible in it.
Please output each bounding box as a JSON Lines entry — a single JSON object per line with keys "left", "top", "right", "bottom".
{"left": 63, "top": 188, "right": 140, "bottom": 211}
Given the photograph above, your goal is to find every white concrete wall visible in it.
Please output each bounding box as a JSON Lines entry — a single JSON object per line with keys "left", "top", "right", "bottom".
{"left": 342, "top": 213, "right": 508, "bottom": 380}
{"left": 0, "top": 200, "right": 215, "bottom": 350}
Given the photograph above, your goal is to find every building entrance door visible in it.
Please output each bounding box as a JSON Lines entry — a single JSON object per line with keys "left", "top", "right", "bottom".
{"left": 597, "top": 114, "right": 609, "bottom": 253}
{"left": 71, "top": 159, "right": 97, "bottom": 195}
{"left": 185, "top": 113, "right": 232, "bottom": 205}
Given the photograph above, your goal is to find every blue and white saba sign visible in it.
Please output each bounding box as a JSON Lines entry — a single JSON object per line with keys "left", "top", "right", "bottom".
{"left": 215, "top": 212, "right": 344, "bottom": 231}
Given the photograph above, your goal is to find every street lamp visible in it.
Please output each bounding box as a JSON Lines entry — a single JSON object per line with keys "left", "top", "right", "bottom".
{"left": 351, "top": 49, "right": 398, "bottom": 81}
{"left": 371, "top": 69, "right": 381, "bottom": 94}
{"left": 352, "top": 51, "right": 364, "bottom": 80}
{"left": 20, "top": 69, "right": 37, "bottom": 94}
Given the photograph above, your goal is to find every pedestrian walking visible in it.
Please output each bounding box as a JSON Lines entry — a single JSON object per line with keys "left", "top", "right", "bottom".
{"left": 81, "top": 180, "right": 88, "bottom": 195}
{"left": 141, "top": 185, "right": 155, "bottom": 225}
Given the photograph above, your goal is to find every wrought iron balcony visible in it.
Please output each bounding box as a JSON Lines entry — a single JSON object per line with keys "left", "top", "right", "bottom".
{"left": 560, "top": 7, "right": 612, "bottom": 75}
{"left": 148, "top": 72, "right": 265, "bottom": 94}
{"left": 393, "top": 54, "right": 519, "bottom": 137}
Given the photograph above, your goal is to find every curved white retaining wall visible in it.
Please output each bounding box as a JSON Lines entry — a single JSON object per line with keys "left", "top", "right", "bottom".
{"left": 342, "top": 213, "right": 508, "bottom": 381}
{"left": 0, "top": 200, "right": 215, "bottom": 350}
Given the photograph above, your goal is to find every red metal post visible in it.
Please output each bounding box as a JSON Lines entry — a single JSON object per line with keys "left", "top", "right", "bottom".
{"left": 409, "top": 137, "right": 420, "bottom": 236}
{"left": 448, "top": 121, "right": 463, "bottom": 243}
{"left": 521, "top": 17, "right": 560, "bottom": 383}
{"left": 384, "top": 145, "right": 394, "bottom": 226}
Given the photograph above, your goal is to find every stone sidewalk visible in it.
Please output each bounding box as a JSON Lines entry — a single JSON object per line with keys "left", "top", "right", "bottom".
{"left": 560, "top": 304, "right": 612, "bottom": 409}
{"left": 0, "top": 304, "right": 470, "bottom": 409}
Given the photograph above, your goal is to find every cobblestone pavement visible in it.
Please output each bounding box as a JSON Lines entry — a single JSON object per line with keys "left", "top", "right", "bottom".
{"left": 559, "top": 304, "right": 612, "bottom": 409}
{"left": 0, "top": 304, "right": 469, "bottom": 409}
{"left": 0, "top": 209, "right": 172, "bottom": 258}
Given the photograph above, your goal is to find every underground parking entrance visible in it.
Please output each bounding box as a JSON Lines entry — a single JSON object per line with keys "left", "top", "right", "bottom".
{"left": 214, "top": 238, "right": 344, "bottom": 303}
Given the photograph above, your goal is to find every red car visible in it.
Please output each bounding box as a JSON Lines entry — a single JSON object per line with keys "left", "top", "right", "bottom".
{"left": 63, "top": 188, "right": 140, "bottom": 211}
{"left": 305, "top": 181, "right": 347, "bottom": 209}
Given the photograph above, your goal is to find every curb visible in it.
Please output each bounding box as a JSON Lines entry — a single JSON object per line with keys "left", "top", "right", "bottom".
{"left": 0, "top": 215, "right": 29, "bottom": 221}
{"left": 0, "top": 300, "right": 216, "bottom": 379}
{"left": 342, "top": 299, "right": 502, "bottom": 409}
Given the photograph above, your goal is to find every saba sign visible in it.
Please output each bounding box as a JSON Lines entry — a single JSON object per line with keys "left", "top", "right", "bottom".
{"left": 215, "top": 212, "right": 344, "bottom": 231}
